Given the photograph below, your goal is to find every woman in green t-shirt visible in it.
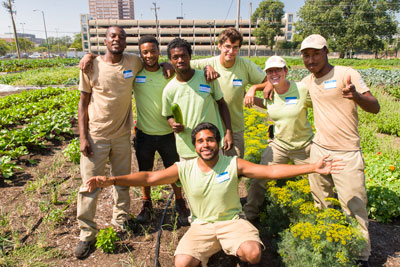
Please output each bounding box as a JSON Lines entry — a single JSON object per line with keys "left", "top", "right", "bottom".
{"left": 243, "top": 56, "right": 314, "bottom": 222}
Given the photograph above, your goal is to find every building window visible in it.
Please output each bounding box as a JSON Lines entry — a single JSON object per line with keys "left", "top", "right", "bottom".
{"left": 287, "top": 24, "right": 292, "bottom": 32}
{"left": 287, "top": 33, "right": 292, "bottom": 40}
{"left": 288, "top": 14, "right": 293, "bottom": 23}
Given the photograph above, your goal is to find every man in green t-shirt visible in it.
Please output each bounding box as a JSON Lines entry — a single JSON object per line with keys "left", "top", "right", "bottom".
{"left": 162, "top": 38, "right": 233, "bottom": 159}
{"left": 191, "top": 28, "right": 269, "bottom": 158}
{"left": 132, "top": 35, "right": 189, "bottom": 226}
{"left": 85, "top": 122, "right": 343, "bottom": 266}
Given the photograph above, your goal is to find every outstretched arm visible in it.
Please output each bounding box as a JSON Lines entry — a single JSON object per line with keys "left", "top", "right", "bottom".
{"left": 237, "top": 155, "right": 344, "bottom": 180}
{"left": 86, "top": 164, "right": 180, "bottom": 192}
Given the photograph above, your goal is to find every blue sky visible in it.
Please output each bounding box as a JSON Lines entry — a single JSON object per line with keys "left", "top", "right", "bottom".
{"left": 0, "top": 0, "right": 304, "bottom": 39}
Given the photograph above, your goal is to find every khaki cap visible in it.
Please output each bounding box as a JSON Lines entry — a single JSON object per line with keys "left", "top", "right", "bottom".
{"left": 300, "top": 34, "right": 327, "bottom": 51}
{"left": 263, "top": 56, "right": 287, "bottom": 71}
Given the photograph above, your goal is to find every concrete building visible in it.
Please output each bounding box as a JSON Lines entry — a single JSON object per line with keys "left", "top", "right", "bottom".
{"left": 80, "top": 13, "right": 295, "bottom": 56}
{"left": 89, "top": 0, "right": 135, "bottom": 20}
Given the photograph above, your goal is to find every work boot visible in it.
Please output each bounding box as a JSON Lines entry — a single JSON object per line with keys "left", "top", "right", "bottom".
{"left": 74, "top": 239, "right": 96, "bottom": 259}
{"left": 136, "top": 199, "right": 153, "bottom": 224}
{"left": 175, "top": 198, "right": 190, "bottom": 226}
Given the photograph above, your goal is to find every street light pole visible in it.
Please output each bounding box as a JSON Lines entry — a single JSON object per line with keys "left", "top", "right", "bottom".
{"left": 33, "top": 9, "right": 50, "bottom": 57}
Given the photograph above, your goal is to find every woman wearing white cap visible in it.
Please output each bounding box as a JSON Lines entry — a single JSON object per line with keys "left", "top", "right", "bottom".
{"left": 243, "top": 56, "right": 314, "bottom": 222}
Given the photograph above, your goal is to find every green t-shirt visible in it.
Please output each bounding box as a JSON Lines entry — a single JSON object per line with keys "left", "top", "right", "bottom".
{"left": 191, "top": 56, "right": 266, "bottom": 132}
{"left": 162, "top": 70, "right": 224, "bottom": 158}
{"left": 176, "top": 155, "right": 242, "bottom": 222}
{"left": 132, "top": 68, "right": 173, "bottom": 135}
{"left": 263, "top": 81, "right": 314, "bottom": 150}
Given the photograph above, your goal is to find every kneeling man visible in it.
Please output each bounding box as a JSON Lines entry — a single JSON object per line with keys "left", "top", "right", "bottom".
{"left": 86, "top": 122, "right": 343, "bottom": 267}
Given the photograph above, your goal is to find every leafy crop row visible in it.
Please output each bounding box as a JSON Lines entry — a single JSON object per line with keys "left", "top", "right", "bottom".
{"left": 0, "top": 58, "right": 80, "bottom": 72}
{"left": 0, "top": 67, "right": 79, "bottom": 87}
{"left": 0, "top": 88, "right": 79, "bottom": 178}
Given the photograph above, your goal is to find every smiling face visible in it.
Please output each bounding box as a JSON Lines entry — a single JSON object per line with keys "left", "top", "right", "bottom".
{"left": 301, "top": 47, "right": 329, "bottom": 77}
{"left": 194, "top": 129, "right": 219, "bottom": 161}
{"left": 266, "top": 67, "right": 288, "bottom": 86}
{"left": 140, "top": 42, "right": 160, "bottom": 69}
{"left": 104, "top": 27, "right": 127, "bottom": 55}
{"left": 218, "top": 39, "right": 240, "bottom": 64}
{"left": 169, "top": 46, "right": 191, "bottom": 74}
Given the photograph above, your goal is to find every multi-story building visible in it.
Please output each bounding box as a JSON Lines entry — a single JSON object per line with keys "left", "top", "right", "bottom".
{"left": 80, "top": 13, "right": 295, "bottom": 56}
{"left": 89, "top": 0, "right": 134, "bottom": 20}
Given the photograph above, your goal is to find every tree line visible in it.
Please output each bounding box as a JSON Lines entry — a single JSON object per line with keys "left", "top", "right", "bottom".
{"left": 252, "top": 0, "right": 400, "bottom": 58}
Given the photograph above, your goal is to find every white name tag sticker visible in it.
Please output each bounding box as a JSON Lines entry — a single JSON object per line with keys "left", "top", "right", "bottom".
{"left": 323, "top": 80, "right": 336, "bottom": 90}
{"left": 359, "top": 78, "right": 368, "bottom": 90}
{"left": 199, "top": 84, "right": 211, "bottom": 93}
{"left": 123, "top": 70, "right": 134, "bottom": 79}
{"left": 135, "top": 76, "right": 146, "bottom": 83}
{"left": 233, "top": 79, "right": 243, "bottom": 86}
{"left": 216, "top": 171, "right": 230, "bottom": 183}
{"left": 285, "top": 97, "right": 298, "bottom": 105}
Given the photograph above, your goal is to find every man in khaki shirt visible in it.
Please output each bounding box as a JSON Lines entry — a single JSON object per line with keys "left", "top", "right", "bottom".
{"left": 300, "top": 34, "right": 380, "bottom": 267}
{"left": 75, "top": 26, "right": 143, "bottom": 259}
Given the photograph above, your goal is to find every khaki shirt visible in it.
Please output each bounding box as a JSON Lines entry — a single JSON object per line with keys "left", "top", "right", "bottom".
{"left": 302, "top": 66, "right": 369, "bottom": 151}
{"left": 79, "top": 53, "right": 142, "bottom": 140}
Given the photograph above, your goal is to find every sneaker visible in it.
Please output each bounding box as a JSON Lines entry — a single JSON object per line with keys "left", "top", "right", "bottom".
{"left": 136, "top": 199, "right": 153, "bottom": 224}
{"left": 74, "top": 240, "right": 96, "bottom": 259}
{"left": 175, "top": 198, "right": 190, "bottom": 226}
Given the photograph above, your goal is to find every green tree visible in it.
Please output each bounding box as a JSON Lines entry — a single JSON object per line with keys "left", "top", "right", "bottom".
{"left": 11, "top": 38, "right": 34, "bottom": 52}
{"left": 296, "top": 0, "right": 400, "bottom": 58}
{"left": 0, "top": 39, "right": 10, "bottom": 55}
{"left": 251, "top": 0, "right": 285, "bottom": 50}
{"left": 70, "top": 34, "right": 82, "bottom": 51}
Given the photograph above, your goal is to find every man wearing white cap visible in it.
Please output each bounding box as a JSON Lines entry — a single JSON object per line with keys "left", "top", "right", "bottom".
{"left": 243, "top": 56, "right": 314, "bottom": 222}
{"left": 300, "top": 34, "right": 380, "bottom": 266}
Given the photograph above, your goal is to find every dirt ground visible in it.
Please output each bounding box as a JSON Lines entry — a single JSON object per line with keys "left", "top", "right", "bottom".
{"left": 1, "top": 137, "right": 399, "bottom": 267}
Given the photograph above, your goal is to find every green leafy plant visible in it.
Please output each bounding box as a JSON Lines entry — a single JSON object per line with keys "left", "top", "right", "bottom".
{"left": 95, "top": 227, "right": 119, "bottom": 253}
{"left": 63, "top": 138, "right": 80, "bottom": 164}
{"left": 0, "top": 156, "right": 22, "bottom": 179}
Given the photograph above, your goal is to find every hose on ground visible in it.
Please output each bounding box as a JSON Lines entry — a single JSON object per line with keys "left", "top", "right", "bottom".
{"left": 154, "top": 191, "right": 174, "bottom": 267}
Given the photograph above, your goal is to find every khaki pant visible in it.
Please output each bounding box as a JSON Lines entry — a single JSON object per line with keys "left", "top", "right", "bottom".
{"left": 77, "top": 134, "right": 132, "bottom": 241}
{"left": 243, "top": 141, "right": 311, "bottom": 220}
{"left": 309, "top": 143, "right": 370, "bottom": 260}
{"left": 223, "top": 131, "right": 245, "bottom": 159}
{"left": 175, "top": 218, "right": 263, "bottom": 267}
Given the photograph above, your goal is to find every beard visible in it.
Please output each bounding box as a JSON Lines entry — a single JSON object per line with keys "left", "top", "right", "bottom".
{"left": 198, "top": 148, "right": 219, "bottom": 162}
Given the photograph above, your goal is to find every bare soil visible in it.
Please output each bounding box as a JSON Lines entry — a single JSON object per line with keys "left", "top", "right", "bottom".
{"left": 1, "top": 139, "right": 399, "bottom": 267}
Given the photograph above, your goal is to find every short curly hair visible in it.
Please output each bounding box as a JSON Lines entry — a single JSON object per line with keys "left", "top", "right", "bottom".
{"left": 191, "top": 122, "right": 221, "bottom": 146}
{"left": 167, "top": 38, "right": 192, "bottom": 59}
{"left": 218, "top": 27, "right": 243, "bottom": 47}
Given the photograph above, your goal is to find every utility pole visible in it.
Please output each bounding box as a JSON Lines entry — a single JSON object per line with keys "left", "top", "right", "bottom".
{"left": 236, "top": 0, "right": 240, "bottom": 30}
{"left": 248, "top": 2, "right": 252, "bottom": 57}
{"left": 4, "top": 0, "right": 21, "bottom": 59}
{"left": 33, "top": 9, "right": 50, "bottom": 57}
{"left": 151, "top": 2, "right": 160, "bottom": 43}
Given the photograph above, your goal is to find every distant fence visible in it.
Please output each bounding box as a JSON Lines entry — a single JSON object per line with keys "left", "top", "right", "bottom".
{"left": 191, "top": 48, "right": 400, "bottom": 59}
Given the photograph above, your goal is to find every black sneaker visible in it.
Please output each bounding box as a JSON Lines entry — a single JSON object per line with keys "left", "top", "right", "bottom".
{"left": 74, "top": 240, "right": 96, "bottom": 259}
{"left": 136, "top": 199, "right": 153, "bottom": 224}
{"left": 175, "top": 198, "right": 190, "bottom": 226}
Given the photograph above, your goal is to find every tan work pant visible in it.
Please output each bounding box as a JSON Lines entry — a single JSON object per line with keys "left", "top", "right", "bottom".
{"left": 243, "top": 141, "right": 311, "bottom": 220}
{"left": 309, "top": 143, "right": 370, "bottom": 260}
{"left": 223, "top": 131, "right": 245, "bottom": 159}
{"left": 77, "top": 134, "right": 132, "bottom": 241}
